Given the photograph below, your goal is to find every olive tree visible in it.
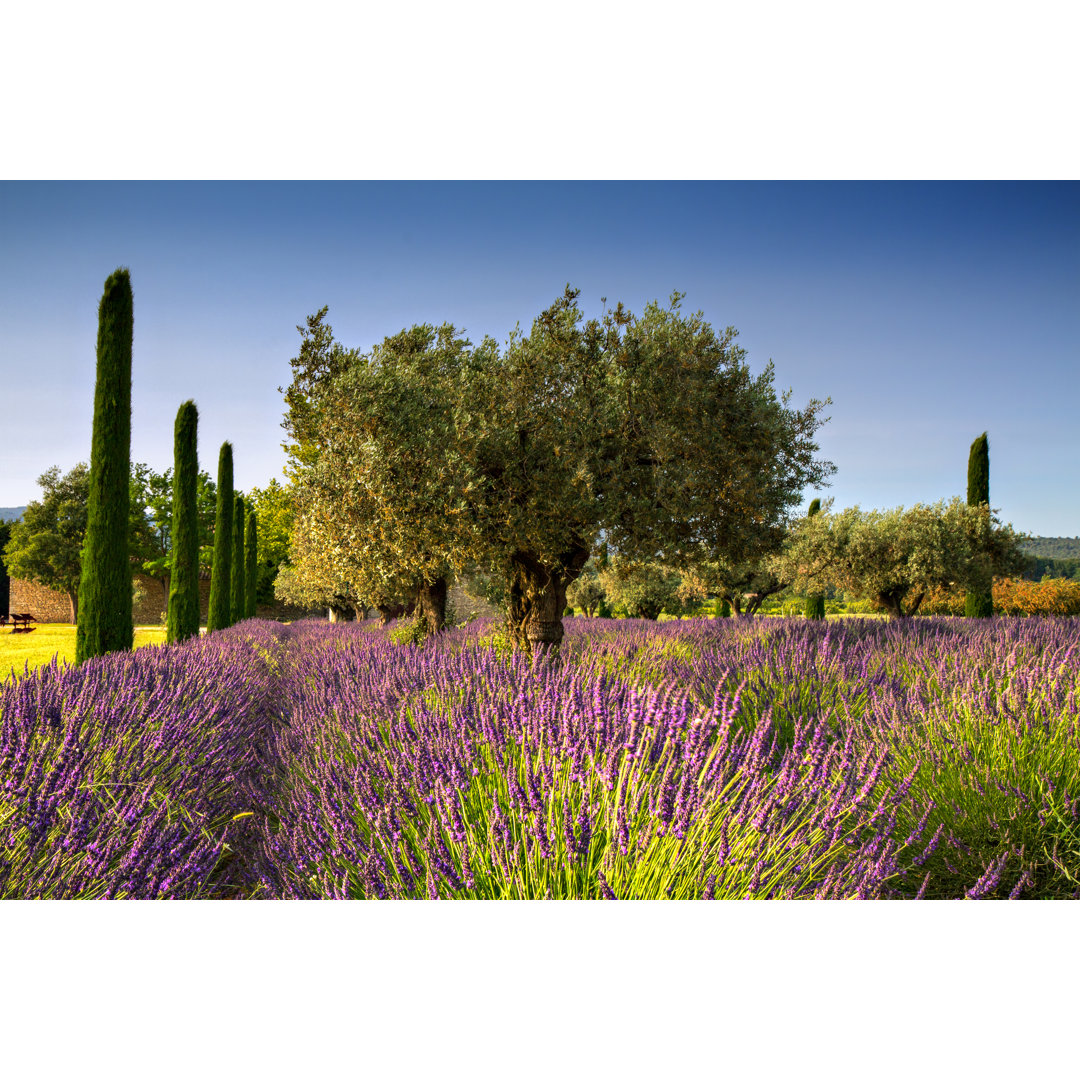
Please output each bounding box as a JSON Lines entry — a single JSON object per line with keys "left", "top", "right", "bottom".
{"left": 278, "top": 476, "right": 413, "bottom": 623}
{"left": 284, "top": 318, "right": 479, "bottom": 633}
{"left": 597, "top": 558, "right": 691, "bottom": 620}
{"left": 679, "top": 555, "right": 788, "bottom": 616}
{"left": 565, "top": 558, "right": 606, "bottom": 617}
{"left": 461, "top": 289, "right": 831, "bottom": 649}
{"left": 283, "top": 288, "right": 833, "bottom": 652}
{"left": 775, "top": 499, "right": 1026, "bottom": 618}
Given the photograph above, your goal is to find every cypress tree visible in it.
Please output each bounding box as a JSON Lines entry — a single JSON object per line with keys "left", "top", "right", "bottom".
{"left": 166, "top": 401, "right": 201, "bottom": 643}
{"left": 76, "top": 268, "right": 134, "bottom": 663}
{"left": 964, "top": 432, "right": 993, "bottom": 617}
{"left": 231, "top": 493, "right": 246, "bottom": 623}
{"left": 245, "top": 508, "right": 258, "bottom": 619}
{"left": 206, "top": 443, "right": 233, "bottom": 632}
{"left": 0, "top": 522, "right": 10, "bottom": 618}
{"left": 804, "top": 498, "right": 826, "bottom": 619}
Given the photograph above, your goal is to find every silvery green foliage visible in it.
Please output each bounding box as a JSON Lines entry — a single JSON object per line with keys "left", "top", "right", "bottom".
{"left": 777, "top": 499, "right": 1026, "bottom": 618}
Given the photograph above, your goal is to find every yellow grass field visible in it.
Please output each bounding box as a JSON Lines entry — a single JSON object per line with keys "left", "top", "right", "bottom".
{"left": 1, "top": 624, "right": 169, "bottom": 681}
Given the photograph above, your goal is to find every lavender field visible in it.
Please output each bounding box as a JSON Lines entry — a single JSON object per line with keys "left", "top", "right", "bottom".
{"left": 2, "top": 616, "right": 1078, "bottom": 900}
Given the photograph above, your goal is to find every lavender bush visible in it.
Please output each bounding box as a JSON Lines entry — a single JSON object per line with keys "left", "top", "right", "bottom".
{"left": 2, "top": 615, "right": 1077, "bottom": 899}
{"left": 0, "top": 622, "right": 283, "bottom": 898}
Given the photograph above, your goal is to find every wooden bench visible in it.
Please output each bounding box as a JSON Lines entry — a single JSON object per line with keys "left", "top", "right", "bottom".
{"left": 4, "top": 613, "right": 37, "bottom": 633}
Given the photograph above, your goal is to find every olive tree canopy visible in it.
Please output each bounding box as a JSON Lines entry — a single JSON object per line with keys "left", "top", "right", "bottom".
{"left": 283, "top": 288, "right": 834, "bottom": 650}
{"left": 774, "top": 499, "right": 1026, "bottom": 618}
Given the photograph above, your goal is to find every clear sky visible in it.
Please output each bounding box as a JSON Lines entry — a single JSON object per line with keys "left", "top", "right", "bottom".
{"left": 1, "top": 181, "right": 1077, "bottom": 534}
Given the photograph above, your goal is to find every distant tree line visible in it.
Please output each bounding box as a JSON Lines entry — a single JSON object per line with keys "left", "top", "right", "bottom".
{"left": 1021, "top": 554, "right": 1080, "bottom": 582}
{"left": 1021, "top": 536, "right": 1080, "bottom": 559}
{"left": 1, "top": 459, "right": 291, "bottom": 624}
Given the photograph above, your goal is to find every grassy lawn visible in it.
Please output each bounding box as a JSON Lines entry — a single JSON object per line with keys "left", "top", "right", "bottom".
{"left": 1, "top": 623, "right": 170, "bottom": 680}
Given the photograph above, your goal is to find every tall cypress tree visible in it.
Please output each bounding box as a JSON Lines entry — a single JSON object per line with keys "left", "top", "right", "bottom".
{"left": 231, "top": 493, "right": 246, "bottom": 624}
{"left": 965, "top": 432, "right": 993, "bottom": 617}
{"left": 245, "top": 508, "right": 258, "bottom": 619}
{"left": 804, "top": 497, "right": 826, "bottom": 619}
{"left": 0, "top": 522, "right": 10, "bottom": 618}
{"left": 76, "top": 268, "right": 134, "bottom": 663}
{"left": 206, "top": 442, "right": 233, "bottom": 632}
{"left": 166, "top": 401, "right": 201, "bottom": 643}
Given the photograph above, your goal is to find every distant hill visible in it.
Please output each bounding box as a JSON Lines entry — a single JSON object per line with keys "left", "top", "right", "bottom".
{"left": 0, "top": 507, "right": 26, "bottom": 523}
{"left": 1019, "top": 538, "right": 1080, "bottom": 581}
{"left": 1021, "top": 537, "right": 1080, "bottom": 559}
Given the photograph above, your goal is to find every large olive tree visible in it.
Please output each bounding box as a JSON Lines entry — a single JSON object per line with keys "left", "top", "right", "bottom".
{"left": 461, "top": 288, "right": 833, "bottom": 648}
{"left": 283, "top": 288, "right": 834, "bottom": 651}
{"left": 284, "top": 318, "right": 481, "bottom": 632}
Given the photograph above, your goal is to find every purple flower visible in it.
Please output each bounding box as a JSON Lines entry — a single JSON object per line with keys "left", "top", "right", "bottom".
{"left": 597, "top": 871, "right": 616, "bottom": 900}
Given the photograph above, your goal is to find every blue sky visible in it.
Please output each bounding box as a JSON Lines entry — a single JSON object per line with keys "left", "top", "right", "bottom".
{"left": 1, "top": 181, "right": 1077, "bottom": 534}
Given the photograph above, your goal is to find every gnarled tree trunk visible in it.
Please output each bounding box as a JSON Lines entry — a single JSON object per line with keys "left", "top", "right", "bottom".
{"left": 506, "top": 545, "right": 589, "bottom": 653}
{"left": 377, "top": 599, "right": 415, "bottom": 626}
{"left": 417, "top": 576, "right": 448, "bottom": 635}
{"left": 328, "top": 595, "right": 355, "bottom": 623}
{"left": 877, "top": 588, "right": 924, "bottom": 618}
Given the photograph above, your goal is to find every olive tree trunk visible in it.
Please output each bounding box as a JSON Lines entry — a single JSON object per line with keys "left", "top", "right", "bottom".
{"left": 506, "top": 546, "right": 589, "bottom": 653}
{"left": 417, "top": 576, "right": 448, "bottom": 635}
{"left": 376, "top": 599, "right": 413, "bottom": 625}
{"left": 328, "top": 597, "right": 355, "bottom": 623}
{"left": 877, "top": 589, "right": 925, "bottom": 619}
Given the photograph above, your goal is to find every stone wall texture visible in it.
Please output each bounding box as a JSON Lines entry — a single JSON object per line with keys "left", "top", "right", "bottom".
{"left": 9, "top": 578, "right": 74, "bottom": 623}
{"left": 9, "top": 574, "right": 316, "bottom": 625}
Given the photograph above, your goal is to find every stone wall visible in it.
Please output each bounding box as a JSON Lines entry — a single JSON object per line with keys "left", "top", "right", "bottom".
{"left": 132, "top": 574, "right": 174, "bottom": 625}
{"left": 10, "top": 578, "right": 74, "bottom": 623}
{"left": 10, "top": 574, "right": 316, "bottom": 625}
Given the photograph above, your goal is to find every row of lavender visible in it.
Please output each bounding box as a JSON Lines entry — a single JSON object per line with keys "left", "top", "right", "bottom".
{"left": 3, "top": 616, "right": 1078, "bottom": 898}
{"left": 248, "top": 617, "right": 1080, "bottom": 899}
{"left": 0, "top": 628, "right": 285, "bottom": 898}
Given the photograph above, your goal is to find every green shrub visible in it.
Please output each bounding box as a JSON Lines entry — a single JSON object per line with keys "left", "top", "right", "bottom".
{"left": 388, "top": 616, "right": 429, "bottom": 647}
